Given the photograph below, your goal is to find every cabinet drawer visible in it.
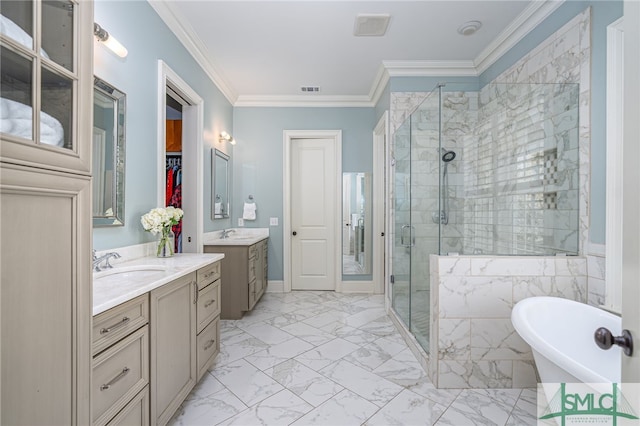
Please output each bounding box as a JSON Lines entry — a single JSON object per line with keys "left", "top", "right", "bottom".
{"left": 93, "top": 326, "right": 149, "bottom": 426}
{"left": 93, "top": 295, "right": 149, "bottom": 356}
{"left": 197, "top": 280, "right": 221, "bottom": 334}
{"left": 197, "top": 261, "right": 221, "bottom": 289}
{"left": 106, "top": 386, "right": 149, "bottom": 426}
{"left": 197, "top": 317, "right": 220, "bottom": 381}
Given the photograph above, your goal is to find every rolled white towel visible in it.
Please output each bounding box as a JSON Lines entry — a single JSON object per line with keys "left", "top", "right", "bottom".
{"left": 1, "top": 97, "right": 64, "bottom": 146}
{"left": 242, "top": 202, "right": 256, "bottom": 221}
{"left": 1, "top": 14, "right": 49, "bottom": 58}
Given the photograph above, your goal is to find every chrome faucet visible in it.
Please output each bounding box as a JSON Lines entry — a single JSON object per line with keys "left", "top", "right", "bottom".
{"left": 220, "top": 229, "right": 235, "bottom": 239}
{"left": 92, "top": 250, "right": 121, "bottom": 272}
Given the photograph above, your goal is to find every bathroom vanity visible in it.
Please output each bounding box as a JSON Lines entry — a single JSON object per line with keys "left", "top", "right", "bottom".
{"left": 203, "top": 230, "right": 268, "bottom": 319}
{"left": 92, "top": 254, "right": 223, "bottom": 426}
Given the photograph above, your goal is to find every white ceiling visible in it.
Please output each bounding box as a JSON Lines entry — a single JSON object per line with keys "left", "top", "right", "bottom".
{"left": 150, "top": 1, "right": 562, "bottom": 106}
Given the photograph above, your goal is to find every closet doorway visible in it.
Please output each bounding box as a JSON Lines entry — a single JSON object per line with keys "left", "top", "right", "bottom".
{"left": 157, "top": 61, "right": 204, "bottom": 253}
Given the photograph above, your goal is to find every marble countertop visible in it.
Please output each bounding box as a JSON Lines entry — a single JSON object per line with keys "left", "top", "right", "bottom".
{"left": 203, "top": 228, "right": 269, "bottom": 246}
{"left": 93, "top": 253, "right": 224, "bottom": 316}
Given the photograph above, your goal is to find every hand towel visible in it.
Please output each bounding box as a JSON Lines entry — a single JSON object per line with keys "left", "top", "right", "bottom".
{"left": 243, "top": 202, "right": 256, "bottom": 220}
{"left": 214, "top": 202, "right": 222, "bottom": 215}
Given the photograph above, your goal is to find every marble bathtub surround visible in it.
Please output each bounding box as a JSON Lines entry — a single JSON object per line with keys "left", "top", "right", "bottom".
{"left": 169, "top": 291, "right": 537, "bottom": 425}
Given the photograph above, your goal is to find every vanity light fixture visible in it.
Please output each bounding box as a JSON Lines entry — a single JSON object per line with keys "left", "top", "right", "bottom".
{"left": 219, "top": 131, "right": 236, "bottom": 145}
{"left": 94, "top": 22, "right": 128, "bottom": 58}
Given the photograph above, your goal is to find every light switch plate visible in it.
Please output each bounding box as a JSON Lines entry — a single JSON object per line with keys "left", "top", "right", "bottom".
{"left": 270, "top": 217, "right": 278, "bottom": 226}
{"left": 238, "top": 218, "right": 244, "bottom": 227}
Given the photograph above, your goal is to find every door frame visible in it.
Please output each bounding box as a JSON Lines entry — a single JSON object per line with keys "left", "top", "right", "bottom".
{"left": 373, "top": 112, "right": 389, "bottom": 296}
{"left": 156, "top": 61, "right": 204, "bottom": 253}
{"left": 283, "top": 130, "right": 342, "bottom": 292}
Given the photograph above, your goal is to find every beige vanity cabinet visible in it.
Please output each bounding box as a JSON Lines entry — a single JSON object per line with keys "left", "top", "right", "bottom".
{"left": 0, "top": 1, "right": 94, "bottom": 424}
{"left": 92, "top": 294, "right": 150, "bottom": 426}
{"left": 150, "top": 272, "right": 197, "bottom": 426}
{"left": 195, "top": 261, "right": 221, "bottom": 381}
{"left": 204, "top": 239, "right": 268, "bottom": 319}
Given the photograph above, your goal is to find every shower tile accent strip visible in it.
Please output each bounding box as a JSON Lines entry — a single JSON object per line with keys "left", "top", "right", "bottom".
{"left": 430, "top": 254, "right": 588, "bottom": 389}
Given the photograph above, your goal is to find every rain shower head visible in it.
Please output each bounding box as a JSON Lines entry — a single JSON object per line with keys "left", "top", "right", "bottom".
{"left": 440, "top": 148, "right": 456, "bottom": 163}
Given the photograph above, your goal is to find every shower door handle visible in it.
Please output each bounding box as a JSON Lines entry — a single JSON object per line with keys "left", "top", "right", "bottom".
{"left": 401, "top": 225, "right": 415, "bottom": 247}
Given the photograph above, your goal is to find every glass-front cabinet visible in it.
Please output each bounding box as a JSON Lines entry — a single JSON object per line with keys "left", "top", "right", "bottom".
{"left": 0, "top": 0, "right": 92, "bottom": 174}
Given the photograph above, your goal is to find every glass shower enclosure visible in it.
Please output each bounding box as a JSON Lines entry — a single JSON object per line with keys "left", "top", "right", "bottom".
{"left": 391, "top": 82, "right": 580, "bottom": 354}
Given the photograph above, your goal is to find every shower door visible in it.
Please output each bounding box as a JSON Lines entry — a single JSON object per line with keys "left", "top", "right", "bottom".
{"left": 391, "top": 89, "right": 442, "bottom": 354}
{"left": 391, "top": 119, "right": 412, "bottom": 327}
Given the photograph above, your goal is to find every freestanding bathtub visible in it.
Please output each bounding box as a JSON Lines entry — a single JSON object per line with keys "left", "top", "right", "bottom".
{"left": 512, "top": 296, "right": 621, "bottom": 383}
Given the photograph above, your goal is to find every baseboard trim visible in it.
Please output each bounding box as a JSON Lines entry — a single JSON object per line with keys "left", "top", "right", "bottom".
{"left": 340, "top": 281, "right": 375, "bottom": 293}
{"left": 266, "top": 280, "right": 285, "bottom": 293}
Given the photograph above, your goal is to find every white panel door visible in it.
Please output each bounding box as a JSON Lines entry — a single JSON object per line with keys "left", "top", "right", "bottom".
{"left": 291, "top": 138, "right": 336, "bottom": 290}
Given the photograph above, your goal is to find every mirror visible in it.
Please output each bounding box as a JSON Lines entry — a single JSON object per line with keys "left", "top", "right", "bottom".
{"left": 93, "top": 76, "right": 125, "bottom": 227}
{"left": 342, "top": 172, "right": 372, "bottom": 274}
{"left": 212, "top": 149, "right": 230, "bottom": 219}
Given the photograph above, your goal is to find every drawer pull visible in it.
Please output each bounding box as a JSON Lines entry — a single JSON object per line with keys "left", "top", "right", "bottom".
{"left": 204, "top": 270, "right": 216, "bottom": 279}
{"left": 100, "top": 317, "right": 130, "bottom": 335}
{"left": 203, "top": 339, "right": 216, "bottom": 350}
{"left": 204, "top": 299, "right": 215, "bottom": 308}
{"left": 100, "top": 367, "right": 130, "bottom": 391}
{"left": 193, "top": 282, "right": 198, "bottom": 304}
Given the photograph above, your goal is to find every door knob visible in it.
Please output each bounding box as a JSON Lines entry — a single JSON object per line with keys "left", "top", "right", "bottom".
{"left": 292, "top": 231, "right": 297, "bottom": 236}
{"left": 594, "top": 327, "right": 633, "bottom": 356}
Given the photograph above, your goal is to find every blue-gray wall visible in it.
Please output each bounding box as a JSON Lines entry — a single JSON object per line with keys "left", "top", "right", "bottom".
{"left": 93, "top": 0, "right": 233, "bottom": 250}
{"left": 93, "top": 0, "right": 620, "bottom": 267}
{"left": 232, "top": 107, "right": 375, "bottom": 281}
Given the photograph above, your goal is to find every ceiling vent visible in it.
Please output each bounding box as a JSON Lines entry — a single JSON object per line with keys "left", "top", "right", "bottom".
{"left": 300, "top": 86, "right": 321, "bottom": 93}
{"left": 354, "top": 14, "right": 391, "bottom": 37}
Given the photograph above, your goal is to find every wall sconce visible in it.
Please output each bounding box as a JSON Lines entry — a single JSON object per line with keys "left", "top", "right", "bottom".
{"left": 94, "top": 22, "right": 128, "bottom": 58}
{"left": 219, "top": 131, "right": 236, "bottom": 145}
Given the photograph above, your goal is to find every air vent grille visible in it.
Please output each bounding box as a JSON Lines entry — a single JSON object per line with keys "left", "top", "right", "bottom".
{"left": 354, "top": 14, "right": 391, "bottom": 37}
{"left": 300, "top": 86, "right": 320, "bottom": 93}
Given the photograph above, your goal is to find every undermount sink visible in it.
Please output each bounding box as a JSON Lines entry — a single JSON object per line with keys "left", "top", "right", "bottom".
{"left": 94, "top": 264, "right": 168, "bottom": 280}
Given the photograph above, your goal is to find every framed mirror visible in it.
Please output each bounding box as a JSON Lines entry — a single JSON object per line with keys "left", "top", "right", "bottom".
{"left": 93, "top": 76, "right": 125, "bottom": 227}
{"left": 212, "top": 149, "right": 230, "bottom": 219}
{"left": 342, "top": 172, "right": 372, "bottom": 274}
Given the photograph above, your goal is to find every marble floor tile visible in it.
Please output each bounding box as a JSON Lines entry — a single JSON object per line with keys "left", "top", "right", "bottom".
{"left": 294, "top": 338, "right": 360, "bottom": 371}
{"left": 211, "top": 359, "right": 284, "bottom": 407}
{"left": 244, "top": 337, "right": 315, "bottom": 370}
{"left": 237, "top": 321, "right": 296, "bottom": 345}
{"left": 319, "top": 359, "right": 403, "bottom": 407}
{"left": 168, "top": 388, "right": 247, "bottom": 426}
{"left": 176, "top": 291, "right": 533, "bottom": 426}
{"left": 290, "top": 389, "right": 379, "bottom": 426}
{"left": 218, "top": 389, "right": 312, "bottom": 426}
{"left": 279, "top": 322, "right": 336, "bottom": 346}
{"left": 365, "top": 389, "right": 447, "bottom": 426}
{"left": 265, "top": 359, "right": 344, "bottom": 407}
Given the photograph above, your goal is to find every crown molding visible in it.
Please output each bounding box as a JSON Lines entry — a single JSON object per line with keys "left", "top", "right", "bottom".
{"left": 148, "top": 0, "right": 238, "bottom": 104}
{"left": 383, "top": 60, "right": 478, "bottom": 77}
{"left": 150, "top": 0, "right": 565, "bottom": 108}
{"left": 369, "top": 64, "right": 391, "bottom": 107}
{"left": 234, "top": 95, "right": 374, "bottom": 108}
{"left": 474, "top": 0, "right": 565, "bottom": 74}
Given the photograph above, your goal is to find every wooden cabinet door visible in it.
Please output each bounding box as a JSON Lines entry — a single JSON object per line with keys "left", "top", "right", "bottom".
{"left": 150, "top": 273, "right": 197, "bottom": 426}
{"left": 0, "top": 163, "right": 92, "bottom": 425}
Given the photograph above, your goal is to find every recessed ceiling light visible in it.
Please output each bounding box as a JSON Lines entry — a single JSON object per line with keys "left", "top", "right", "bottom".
{"left": 354, "top": 14, "right": 391, "bottom": 37}
{"left": 457, "top": 20, "right": 482, "bottom": 36}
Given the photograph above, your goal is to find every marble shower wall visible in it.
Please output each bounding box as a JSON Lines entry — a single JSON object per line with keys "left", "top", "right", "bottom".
{"left": 429, "top": 255, "right": 587, "bottom": 389}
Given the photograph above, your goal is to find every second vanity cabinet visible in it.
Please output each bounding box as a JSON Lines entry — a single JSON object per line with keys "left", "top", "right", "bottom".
{"left": 204, "top": 239, "right": 267, "bottom": 319}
